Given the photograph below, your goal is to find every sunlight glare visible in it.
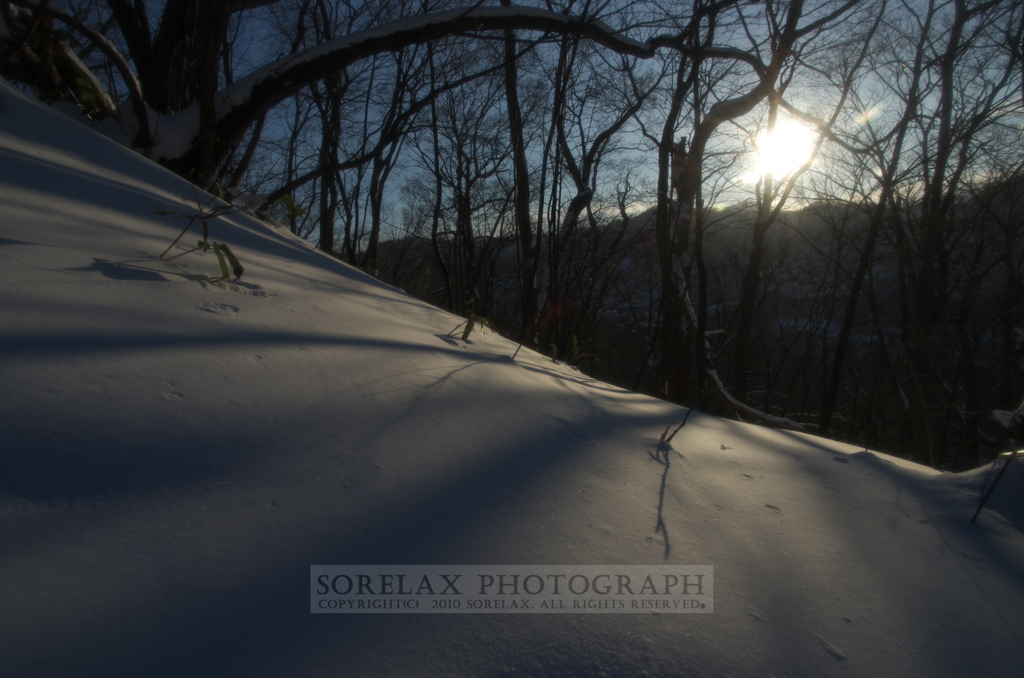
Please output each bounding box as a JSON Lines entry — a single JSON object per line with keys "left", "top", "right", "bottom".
{"left": 743, "top": 119, "right": 816, "bottom": 183}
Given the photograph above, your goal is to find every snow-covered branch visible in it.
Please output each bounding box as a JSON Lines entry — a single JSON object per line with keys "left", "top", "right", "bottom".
{"left": 161, "top": 5, "right": 763, "bottom": 176}
{"left": 707, "top": 368, "right": 806, "bottom": 430}
{"left": 994, "top": 400, "right": 1024, "bottom": 429}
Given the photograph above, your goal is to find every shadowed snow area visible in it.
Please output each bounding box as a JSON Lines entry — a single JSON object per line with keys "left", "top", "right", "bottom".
{"left": 1, "top": 79, "right": 1023, "bottom": 677}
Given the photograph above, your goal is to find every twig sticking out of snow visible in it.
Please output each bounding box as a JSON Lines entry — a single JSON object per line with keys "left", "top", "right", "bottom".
{"left": 971, "top": 450, "right": 1020, "bottom": 524}
{"left": 156, "top": 188, "right": 246, "bottom": 281}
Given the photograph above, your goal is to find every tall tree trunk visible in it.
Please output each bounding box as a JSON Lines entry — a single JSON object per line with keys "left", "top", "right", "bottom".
{"left": 500, "top": 4, "right": 537, "bottom": 341}
{"left": 427, "top": 47, "right": 453, "bottom": 310}
{"left": 906, "top": 0, "right": 969, "bottom": 467}
{"left": 654, "top": 58, "right": 693, "bottom": 401}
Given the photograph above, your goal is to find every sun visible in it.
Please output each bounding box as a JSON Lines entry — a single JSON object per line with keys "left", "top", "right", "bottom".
{"left": 743, "top": 119, "right": 816, "bottom": 183}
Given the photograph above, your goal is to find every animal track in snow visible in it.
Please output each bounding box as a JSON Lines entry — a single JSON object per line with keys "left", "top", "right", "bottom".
{"left": 198, "top": 301, "right": 239, "bottom": 315}
{"left": 816, "top": 634, "right": 847, "bottom": 661}
{"left": 197, "top": 279, "right": 270, "bottom": 297}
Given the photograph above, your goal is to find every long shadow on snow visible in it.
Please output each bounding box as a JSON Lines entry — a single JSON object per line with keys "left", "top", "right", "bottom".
{"left": 697, "top": 416, "right": 1024, "bottom": 666}
{"left": 0, "top": 329, "right": 496, "bottom": 360}
{"left": 3, "top": 394, "right": 684, "bottom": 678}
{"left": 0, "top": 332, "right": 509, "bottom": 502}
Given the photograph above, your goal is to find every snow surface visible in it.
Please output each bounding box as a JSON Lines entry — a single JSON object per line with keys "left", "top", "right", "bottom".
{"left": 1, "top": 78, "right": 1023, "bottom": 677}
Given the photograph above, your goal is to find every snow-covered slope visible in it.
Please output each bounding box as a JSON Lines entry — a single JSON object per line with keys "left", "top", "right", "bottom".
{"left": 1, "top": 80, "right": 1022, "bottom": 677}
